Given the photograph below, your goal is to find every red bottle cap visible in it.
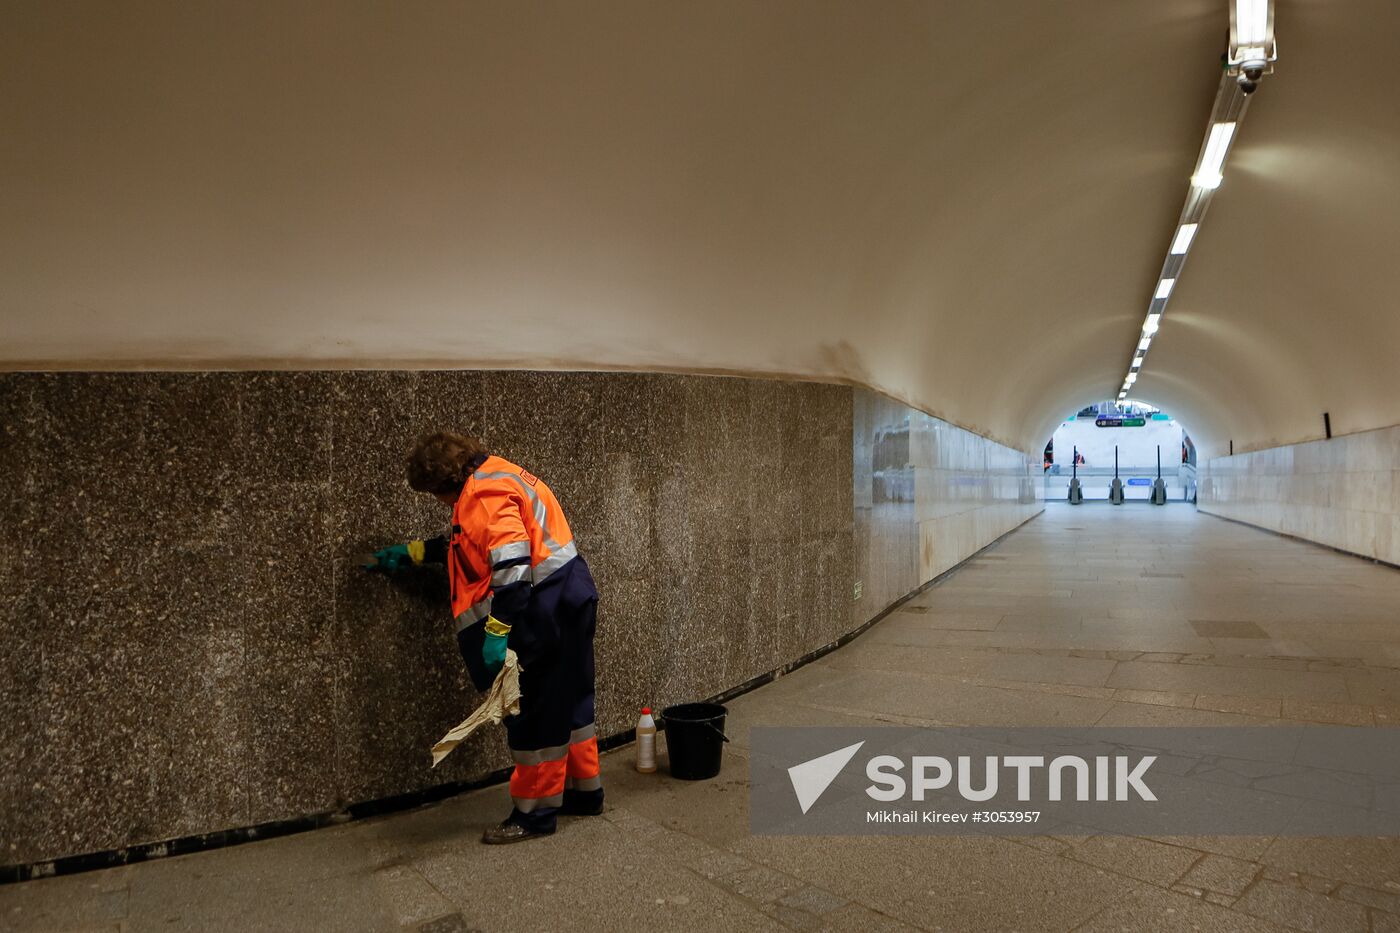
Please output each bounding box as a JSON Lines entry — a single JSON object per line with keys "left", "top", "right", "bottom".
{"left": 641, "top": 707, "right": 651, "bottom": 715}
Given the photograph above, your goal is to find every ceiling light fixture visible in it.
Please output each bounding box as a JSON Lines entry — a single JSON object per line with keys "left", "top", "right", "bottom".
{"left": 1117, "top": 0, "right": 1275, "bottom": 403}
{"left": 1230, "top": 0, "right": 1277, "bottom": 72}
{"left": 1169, "top": 224, "right": 1198, "bottom": 254}
{"left": 1234, "top": 0, "right": 1269, "bottom": 45}
{"left": 1192, "top": 122, "right": 1236, "bottom": 189}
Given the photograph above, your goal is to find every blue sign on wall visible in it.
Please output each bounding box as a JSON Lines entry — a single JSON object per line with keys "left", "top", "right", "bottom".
{"left": 1127, "top": 478, "right": 1153, "bottom": 486}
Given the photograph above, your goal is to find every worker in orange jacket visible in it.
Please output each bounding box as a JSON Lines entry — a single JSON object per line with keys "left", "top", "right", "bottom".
{"left": 367, "top": 431, "right": 602, "bottom": 844}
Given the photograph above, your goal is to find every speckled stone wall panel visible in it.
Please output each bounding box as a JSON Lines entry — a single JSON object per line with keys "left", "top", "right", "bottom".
{"left": 851, "top": 388, "right": 1044, "bottom": 627}
{"left": 12, "top": 374, "right": 258, "bottom": 863}
{"left": 0, "top": 371, "right": 854, "bottom": 865}
{"left": 0, "top": 377, "right": 38, "bottom": 867}
{"left": 327, "top": 370, "right": 495, "bottom": 810}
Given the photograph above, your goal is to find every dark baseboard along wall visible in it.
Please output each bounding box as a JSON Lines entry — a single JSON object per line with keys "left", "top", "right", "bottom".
{"left": 0, "top": 371, "right": 1040, "bottom": 867}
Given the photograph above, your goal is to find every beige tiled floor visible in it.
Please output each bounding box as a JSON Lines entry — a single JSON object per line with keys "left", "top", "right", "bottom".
{"left": 6, "top": 503, "right": 1400, "bottom": 932}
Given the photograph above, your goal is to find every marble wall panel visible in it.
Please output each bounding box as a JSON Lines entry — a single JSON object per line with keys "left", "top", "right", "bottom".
{"left": 1199, "top": 424, "right": 1400, "bottom": 565}
{"left": 852, "top": 388, "right": 1044, "bottom": 626}
{"left": 851, "top": 390, "right": 919, "bottom": 621}
{"left": 0, "top": 371, "right": 854, "bottom": 865}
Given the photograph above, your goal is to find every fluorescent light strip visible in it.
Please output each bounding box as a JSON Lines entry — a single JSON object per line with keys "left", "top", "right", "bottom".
{"left": 1235, "top": 0, "right": 1268, "bottom": 45}
{"left": 1115, "top": 14, "right": 1275, "bottom": 408}
{"left": 1193, "top": 122, "right": 1236, "bottom": 189}
{"left": 1170, "top": 224, "right": 1198, "bottom": 254}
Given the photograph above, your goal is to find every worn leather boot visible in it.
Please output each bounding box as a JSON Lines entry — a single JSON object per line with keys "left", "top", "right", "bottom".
{"left": 561, "top": 793, "right": 605, "bottom": 816}
{"left": 481, "top": 819, "right": 554, "bottom": 845}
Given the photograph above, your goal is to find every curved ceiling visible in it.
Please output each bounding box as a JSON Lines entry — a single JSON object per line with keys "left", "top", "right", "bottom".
{"left": 3, "top": 1, "right": 1398, "bottom": 458}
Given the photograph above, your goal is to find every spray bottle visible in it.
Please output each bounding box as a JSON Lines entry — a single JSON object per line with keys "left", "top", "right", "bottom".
{"left": 636, "top": 707, "right": 657, "bottom": 773}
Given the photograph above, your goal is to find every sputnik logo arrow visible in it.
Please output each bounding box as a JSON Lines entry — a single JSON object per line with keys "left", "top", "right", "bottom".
{"left": 787, "top": 741, "right": 865, "bottom": 814}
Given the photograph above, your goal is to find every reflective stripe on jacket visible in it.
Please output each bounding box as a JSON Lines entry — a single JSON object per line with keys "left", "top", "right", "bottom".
{"left": 449, "top": 455, "right": 578, "bottom": 631}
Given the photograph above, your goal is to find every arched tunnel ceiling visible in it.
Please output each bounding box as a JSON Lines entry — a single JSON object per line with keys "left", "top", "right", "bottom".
{"left": 3, "top": 1, "right": 1398, "bottom": 459}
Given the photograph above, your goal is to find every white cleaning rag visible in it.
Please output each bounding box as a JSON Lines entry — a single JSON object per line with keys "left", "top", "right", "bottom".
{"left": 430, "top": 649, "right": 522, "bottom": 768}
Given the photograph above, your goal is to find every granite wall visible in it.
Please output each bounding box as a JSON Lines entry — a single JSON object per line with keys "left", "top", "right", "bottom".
{"left": 0, "top": 373, "right": 1043, "bottom": 866}
{"left": 0, "top": 371, "right": 853, "bottom": 866}
{"left": 852, "top": 389, "right": 1044, "bottom": 625}
{"left": 1199, "top": 425, "right": 1400, "bottom": 565}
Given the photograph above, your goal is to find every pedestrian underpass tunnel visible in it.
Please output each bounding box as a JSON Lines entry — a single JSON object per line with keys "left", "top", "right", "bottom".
{"left": 3, "top": 1, "right": 1400, "bottom": 927}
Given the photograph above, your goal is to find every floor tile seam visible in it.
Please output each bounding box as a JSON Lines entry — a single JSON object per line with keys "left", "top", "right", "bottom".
{"left": 1056, "top": 840, "right": 1206, "bottom": 894}
{"left": 603, "top": 799, "right": 832, "bottom": 923}
{"left": 820, "top": 659, "right": 1120, "bottom": 689}
{"left": 1060, "top": 874, "right": 1176, "bottom": 933}
{"left": 786, "top": 700, "right": 956, "bottom": 729}
{"left": 852, "top": 897, "right": 943, "bottom": 933}
{"left": 1222, "top": 860, "right": 1270, "bottom": 910}
{"left": 1101, "top": 689, "right": 1389, "bottom": 724}
{"left": 1336, "top": 881, "right": 1400, "bottom": 914}
{"left": 675, "top": 857, "right": 815, "bottom": 924}
{"left": 958, "top": 673, "right": 1120, "bottom": 693}
{"left": 801, "top": 670, "right": 1119, "bottom": 708}
{"left": 1225, "top": 873, "right": 1343, "bottom": 933}
{"left": 1172, "top": 847, "right": 1213, "bottom": 890}
{"left": 398, "top": 861, "right": 458, "bottom": 922}
{"left": 973, "top": 679, "right": 1117, "bottom": 702}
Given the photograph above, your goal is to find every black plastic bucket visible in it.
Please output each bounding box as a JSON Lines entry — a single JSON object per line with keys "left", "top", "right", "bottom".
{"left": 660, "top": 702, "right": 729, "bottom": 780}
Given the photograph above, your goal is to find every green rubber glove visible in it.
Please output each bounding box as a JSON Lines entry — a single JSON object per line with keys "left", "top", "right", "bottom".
{"left": 482, "top": 616, "right": 512, "bottom": 673}
{"left": 365, "top": 541, "right": 425, "bottom": 573}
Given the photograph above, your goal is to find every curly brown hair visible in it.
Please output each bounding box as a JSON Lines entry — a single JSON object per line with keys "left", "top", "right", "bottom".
{"left": 405, "top": 431, "right": 488, "bottom": 495}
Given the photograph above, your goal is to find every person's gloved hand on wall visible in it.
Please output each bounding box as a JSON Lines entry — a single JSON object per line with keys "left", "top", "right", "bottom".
{"left": 365, "top": 540, "right": 426, "bottom": 573}
{"left": 482, "top": 616, "right": 512, "bottom": 675}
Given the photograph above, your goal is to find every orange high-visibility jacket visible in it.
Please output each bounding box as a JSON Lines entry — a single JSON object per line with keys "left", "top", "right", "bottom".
{"left": 448, "top": 455, "right": 578, "bottom": 632}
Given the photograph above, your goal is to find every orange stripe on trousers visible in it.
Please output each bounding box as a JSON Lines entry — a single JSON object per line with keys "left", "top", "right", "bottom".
{"left": 510, "top": 758, "right": 567, "bottom": 800}
{"left": 567, "top": 736, "right": 600, "bottom": 779}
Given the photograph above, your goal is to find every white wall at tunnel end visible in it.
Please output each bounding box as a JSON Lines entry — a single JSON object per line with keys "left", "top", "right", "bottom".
{"left": 1051, "top": 417, "right": 1184, "bottom": 470}
{"left": 1199, "top": 424, "right": 1400, "bottom": 566}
